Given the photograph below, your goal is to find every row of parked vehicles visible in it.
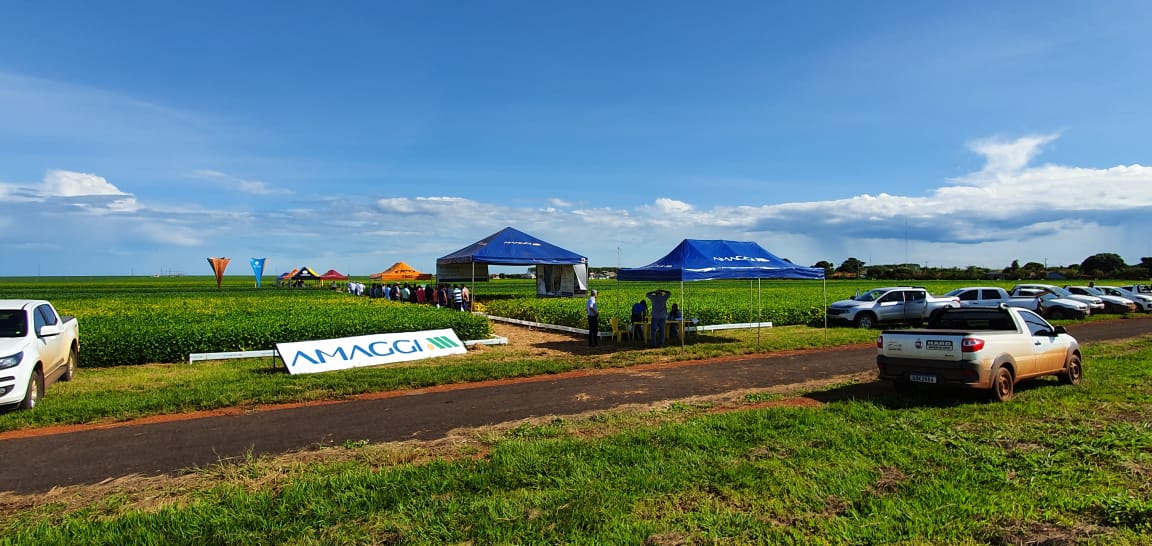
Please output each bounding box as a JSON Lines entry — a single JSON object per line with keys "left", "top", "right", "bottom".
{"left": 827, "top": 283, "right": 1152, "bottom": 329}
{"left": 846, "top": 283, "right": 1151, "bottom": 402}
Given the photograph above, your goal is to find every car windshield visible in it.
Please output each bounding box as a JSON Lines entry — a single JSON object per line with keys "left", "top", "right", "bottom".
{"left": 1078, "top": 286, "right": 1105, "bottom": 296}
{"left": 0, "top": 310, "right": 27, "bottom": 338}
{"left": 1044, "top": 286, "right": 1075, "bottom": 297}
{"left": 853, "top": 289, "right": 887, "bottom": 302}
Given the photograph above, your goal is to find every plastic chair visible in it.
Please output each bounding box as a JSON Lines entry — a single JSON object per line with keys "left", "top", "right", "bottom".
{"left": 609, "top": 317, "right": 630, "bottom": 342}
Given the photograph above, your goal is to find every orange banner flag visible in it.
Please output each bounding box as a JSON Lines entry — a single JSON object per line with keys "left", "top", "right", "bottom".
{"left": 207, "top": 257, "right": 231, "bottom": 288}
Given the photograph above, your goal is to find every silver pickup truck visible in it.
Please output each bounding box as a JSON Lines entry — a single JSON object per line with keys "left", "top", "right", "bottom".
{"left": 875, "top": 305, "right": 1081, "bottom": 401}
{"left": 826, "top": 286, "right": 959, "bottom": 329}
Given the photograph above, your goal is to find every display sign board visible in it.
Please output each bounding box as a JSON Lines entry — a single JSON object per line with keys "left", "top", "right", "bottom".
{"left": 276, "top": 329, "right": 466, "bottom": 375}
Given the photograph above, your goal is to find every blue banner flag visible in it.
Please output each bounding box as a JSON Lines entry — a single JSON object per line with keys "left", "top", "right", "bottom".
{"left": 251, "top": 257, "right": 266, "bottom": 288}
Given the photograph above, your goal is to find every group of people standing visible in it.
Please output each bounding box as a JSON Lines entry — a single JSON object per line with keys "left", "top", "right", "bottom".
{"left": 585, "top": 288, "right": 681, "bottom": 348}
{"left": 358, "top": 282, "right": 472, "bottom": 311}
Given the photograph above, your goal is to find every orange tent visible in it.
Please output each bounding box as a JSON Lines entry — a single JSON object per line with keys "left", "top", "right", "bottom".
{"left": 370, "top": 261, "right": 432, "bottom": 281}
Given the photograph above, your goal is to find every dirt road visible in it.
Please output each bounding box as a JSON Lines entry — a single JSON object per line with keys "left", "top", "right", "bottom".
{"left": 1, "top": 318, "right": 1149, "bottom": 494}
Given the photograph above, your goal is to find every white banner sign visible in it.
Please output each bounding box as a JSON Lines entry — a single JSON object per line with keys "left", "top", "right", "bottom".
{"left": 277, "top": 328, "right": 467, "bottom": 375}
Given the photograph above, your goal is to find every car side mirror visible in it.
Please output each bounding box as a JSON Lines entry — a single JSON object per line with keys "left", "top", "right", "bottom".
{"left": 38, "top": 324, "right": 61, "bottom": 337}
{"left": 1053, "top": 325, "right": 1067, "bottom": 335}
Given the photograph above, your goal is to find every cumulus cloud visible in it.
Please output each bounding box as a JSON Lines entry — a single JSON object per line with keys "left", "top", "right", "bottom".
{"left": 42, "top": 170, "right": 126, "bottom": 196}
{"left": 742, "top": 134, "right": 1152, "bottom": 245}
{"left": 0, "top": 170, "right": 139, "bottom": 212}
{"left": 964, "top": 133, "right": 1061, "bottom": 180}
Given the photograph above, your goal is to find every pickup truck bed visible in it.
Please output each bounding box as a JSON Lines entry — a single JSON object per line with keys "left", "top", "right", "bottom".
{"left": 875, "top": 306, "right": 1081, "bottom": 401}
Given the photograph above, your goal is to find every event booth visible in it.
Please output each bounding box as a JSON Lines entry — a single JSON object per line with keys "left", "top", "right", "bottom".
{"left": 617, "top": 239, "right": 826, "bottom": 344}
{"left": 370, "top": 261, "right": 433, "bottom": 281}
{"left": 436, "top": 226, "right": 589, "bottom": 297}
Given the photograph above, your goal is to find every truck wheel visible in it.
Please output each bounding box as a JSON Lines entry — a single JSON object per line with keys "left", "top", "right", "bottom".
{"left": 1059, "top": 354, "right": 1083, "bottom": 385}
{"left": 61, "top": 347, "right": 77, "bottom": 382}
{"left": 991, "top": 366, "right": 1015, "bottom": 402}
{"left": 854, "top": 314, "right": 876, "bottom": 329}
{"left": 18, "top": 370, "right": 43, "bottom": 410}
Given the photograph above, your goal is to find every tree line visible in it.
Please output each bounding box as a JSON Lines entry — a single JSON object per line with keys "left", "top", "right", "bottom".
{"left": 813, "top": 253, "right": 1152, "bottom": 281}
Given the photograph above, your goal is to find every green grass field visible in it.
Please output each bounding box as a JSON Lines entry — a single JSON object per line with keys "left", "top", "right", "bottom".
{"left": 3, "top": 336, "right": 1150, "bottom": 544}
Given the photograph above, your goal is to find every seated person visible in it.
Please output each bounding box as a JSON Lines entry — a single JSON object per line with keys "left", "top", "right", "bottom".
{"left": 630, "top": 299, "right": 648, "bottom": 339}
{"left": 668, "top": 303, "right": 683, "bottom": 339}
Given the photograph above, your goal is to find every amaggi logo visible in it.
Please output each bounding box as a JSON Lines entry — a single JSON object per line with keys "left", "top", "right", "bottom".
{"left": 713, "top": 256, "right": 771, "bottom": 263}
{"left": 290, "top": 335, "right": 460, "bottom": 367}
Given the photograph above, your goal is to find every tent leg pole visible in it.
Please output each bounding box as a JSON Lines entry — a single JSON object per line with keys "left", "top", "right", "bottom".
{"left": 823, "top": 277, "right": 828, "bottom": 342}
{"left": 680, "top": 281, "right": 685, "bottom": 350}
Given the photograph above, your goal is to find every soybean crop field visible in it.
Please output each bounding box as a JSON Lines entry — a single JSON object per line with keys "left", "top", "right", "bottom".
{"left": 0, "top": 276, "right": 490, "bottom": 367}
{"left": 479, "top": 278, "right": 993, "bottom": 329}
{"left": 0, "top": 276, "right": 1086, "bottom": 367}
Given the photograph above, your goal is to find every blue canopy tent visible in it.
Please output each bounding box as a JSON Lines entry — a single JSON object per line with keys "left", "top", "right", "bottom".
{"left": 617, "top": 239, "right": 827, "bottom": 345}
{"left": 436, "top": 226, "right": 589, "bottom": 297}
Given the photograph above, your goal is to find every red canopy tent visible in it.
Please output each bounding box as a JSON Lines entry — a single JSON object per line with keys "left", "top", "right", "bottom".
{"left": 318, "top": 269, "right": 349, "bottom": 281}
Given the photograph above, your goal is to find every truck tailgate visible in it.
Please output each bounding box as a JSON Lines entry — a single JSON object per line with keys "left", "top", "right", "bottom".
{"left": 880, "top": 330, "right": 967, "bottom": 361}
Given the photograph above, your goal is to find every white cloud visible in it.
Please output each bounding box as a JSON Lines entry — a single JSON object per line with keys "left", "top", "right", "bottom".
{"left": 42, "top": 170, "right": 127, "bottom": 197}
{"left": 193, "top": 169, "right": 285, "bottom": 196}
{"left": 549, "top": 198, "right": 574, "bottom": 207}
{"left": 961, "top": 133, "right": 1061, "bottom": 182}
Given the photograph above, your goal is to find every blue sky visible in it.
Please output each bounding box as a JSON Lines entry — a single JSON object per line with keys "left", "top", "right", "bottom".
{"left": 2, "top": 1, "right": 1150, "bottom": 277}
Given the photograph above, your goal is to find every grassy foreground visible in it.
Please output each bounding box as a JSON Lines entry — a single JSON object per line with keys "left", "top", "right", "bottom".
{"left": 2, "top": 336, "right": 1150, "bottom": 544}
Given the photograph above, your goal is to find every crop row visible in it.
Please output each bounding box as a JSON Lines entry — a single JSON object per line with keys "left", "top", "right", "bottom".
{"left": 479, "top": 280, "right": 835, "bottom": 329}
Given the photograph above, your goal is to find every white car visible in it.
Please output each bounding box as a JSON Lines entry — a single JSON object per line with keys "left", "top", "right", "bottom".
{"left": 1064, "top": 285, "right": 1137, "bottom": 314}
{"left": 1095, "top": 285, "right": 1152, "bottom": 313}
{"left": 1012, "top": 284, "right": 1105, "bottom": 314}
{"left": 1120, "top": 284, "right": 1152, "bottom": 295}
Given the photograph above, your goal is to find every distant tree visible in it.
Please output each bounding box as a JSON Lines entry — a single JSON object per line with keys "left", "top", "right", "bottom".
{"left": 1141, "top": 257, "right": 1152, "bottom": 276}
{"left": 1021, "top": 262, "right": 1046, "bottom": 279}
{"left": 837, "top": 258, "right": 865, "bottom": 274}
{"left": 963, "top": 266, "right": 987, "bottom": 280}
{"left": 891, "top": 266, "right": 915, "bottom": 280}
{"left": 813, "top": 260, "right": 835, "bottom": 276}
{"left": 1118, "top": 266, "right": 1149, "bottom": 280}
{"left": 1080, "top": 253, "right": 1127, "bottom": 278}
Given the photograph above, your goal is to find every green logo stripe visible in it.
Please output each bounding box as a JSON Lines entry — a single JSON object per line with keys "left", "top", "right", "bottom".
{"left": 426, "top": 336, "right": 460, "bottom": 349}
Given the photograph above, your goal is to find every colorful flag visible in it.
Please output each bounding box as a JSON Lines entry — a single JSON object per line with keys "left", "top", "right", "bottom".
{"left": 207, "top": 257, "right": 231, "bottom": 288}
{"left": 250, "top": 257, "right": 267, "bottom": 288}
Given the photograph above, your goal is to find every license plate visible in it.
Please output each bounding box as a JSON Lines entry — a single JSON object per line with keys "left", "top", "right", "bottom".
{"left": 909, "top": 373, "right": 937, "bottom": 384}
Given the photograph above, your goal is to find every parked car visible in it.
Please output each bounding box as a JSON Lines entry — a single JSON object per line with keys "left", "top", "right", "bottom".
{"left": 1, "top": 300, "right": 80, "bottom": 410}
{"left": 1011, "top": 284, "right": 1105, "bottom": 314}
{"left": 876, "top": 305, "right": 1082, "bottom": 402}
{"left": 948, "top": 286, "right": 1088, "bottom": 320}
{"left": 1094, "top": 285, "right": 1152, "bottom": 313}
{"left": 1064, "top": 285, "right": 1137, "bottom": 314}
{"left": 1120, "top": 284, "right": 1152, "bottom": 296}
{"left": 826, "top": 286, "right": 959, "bottom": 329}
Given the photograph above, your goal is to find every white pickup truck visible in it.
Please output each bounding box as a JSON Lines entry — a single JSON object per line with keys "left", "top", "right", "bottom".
{"left": 826, "top": 286, "right": 959, "bottom": 329}
{"left": 0, "top": 300, "right": 79, "bottom": 410}
{"left": 875, "top": 305, "right": 1081, "bottom": 401}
